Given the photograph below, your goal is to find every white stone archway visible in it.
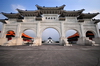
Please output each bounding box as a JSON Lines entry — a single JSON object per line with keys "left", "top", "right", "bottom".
{"left": 0, "top": 5, "right": 100, "bottom": 46}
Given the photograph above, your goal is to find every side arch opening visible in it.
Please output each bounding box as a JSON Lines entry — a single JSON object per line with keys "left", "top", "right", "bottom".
{"left": 86, "top": 31, "right": 95, "bottom": 40}
{"left": 21, "top": 29, "right": 36, "bottom": 45}
{"left": 6, "top": 30, "right": 15, "bottom": 41}
{"left": 66, "top": 29, "right": 80, "bottom": 44}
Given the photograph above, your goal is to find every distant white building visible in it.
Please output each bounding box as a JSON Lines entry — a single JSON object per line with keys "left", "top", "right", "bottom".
{"left": 0, "top": 5, "right": 100, "bottom": 46}
{"left": 45, "top": 37, "right": 55, "bottom": 43}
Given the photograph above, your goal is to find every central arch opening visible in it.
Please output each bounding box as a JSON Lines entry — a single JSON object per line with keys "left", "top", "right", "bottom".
{"left": 42, "top": 28, "right": 60, "bottom": 44}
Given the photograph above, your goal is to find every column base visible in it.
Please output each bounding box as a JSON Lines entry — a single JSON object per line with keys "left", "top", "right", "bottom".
{"left": 77, "top": 37, "right": 86, "bottom": 45}
{"left": 93, "top": 37, "right": 100, "bottom": 44}
{"left": 16, "top": 38, "right": 23, "bottom": 45}
{"left": 60, "top": 37, "right": 72, "bottom": 46}
{"left": 64, "top": 44, "right": 72, "bottom": 46}
{"left": 33, "top": 37, "right": 42, "bottom": 46}
{"left": 0, "top": 38, "right": 7, "bottom": 46}
{"left": 0, "top": 38, "right": 23, "bottom": 46}
{"left": 77, "top": 37, "right": 100, "bottom": 46}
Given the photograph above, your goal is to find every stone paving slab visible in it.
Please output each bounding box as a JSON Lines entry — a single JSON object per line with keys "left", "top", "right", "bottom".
{"left": 0, "top": 44, "right": 100, "bottom": 66}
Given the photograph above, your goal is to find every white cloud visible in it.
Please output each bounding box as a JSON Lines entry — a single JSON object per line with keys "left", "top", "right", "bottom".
{"left": 11, "top": 4, "right": 26, "bottom": 12}
{"left": 90, "top": 10, "right": 99, "bottom": 13}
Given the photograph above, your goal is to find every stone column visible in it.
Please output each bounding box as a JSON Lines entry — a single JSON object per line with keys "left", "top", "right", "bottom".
{"left": 1, "top": 24, "right": 6, "bottom": 38}
{"left": 36, "top": 22, "right": 40, "bottom": 37}
{"left": 60, "top": 22, "right": 71, "bottom": 46}
{"left": 60, "top": 22, "right": 64, "bottom": 44}
{"left": 0, "top": 24, "right": 7, "bottom": 45}
{"left": 96, "top": 24, "right": 100, "bottom": 37}
{"left": 77, "top": 24, "right": 86, "bottom": 45}
{"left": 61, "top": 22, "right": 65, "bottom": 37}
{"left": 93, "top": 24, "right": 100, "bottom": 44}
{"left": 35, "top": 22, "right": 42, "bottom": 46}
{"left": 16, "top": 23, "right": 21, "bottom": 38}
{"left": 15, "top": 23, "right": 23, "bottom": 45}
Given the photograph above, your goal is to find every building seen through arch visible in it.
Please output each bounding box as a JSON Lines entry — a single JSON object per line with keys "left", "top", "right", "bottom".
{"left": 67, "top": 31, "right": 95, "bottom": 44}
{"left": 86, "top": 31, "right": 95, "bottom": 40}
{"left": 6, "top": 30, "right": 15, "bottom": 41}
{"left": 42, "top": 28, "right": 60, "bottom": 44}
{"left": 66, "top": 30, "right": 79, "bottom": 44}
{"left": 0, "top": 5, "right": 100, "bottom": 46}
{"left": 22, "top": 30, "right": 35, "bottom": 45}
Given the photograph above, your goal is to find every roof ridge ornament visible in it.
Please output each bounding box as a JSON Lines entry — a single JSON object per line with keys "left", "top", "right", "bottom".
{"left": 77, "top": 9, "right": 85, "bottom": 13}
{"left": 35, "top": 4, "right": 43, "bottom": 10}
{"left": 78, "top": 12, "right": 99, "bottom": 19}
{"left": 1, "top": 12, "right": 22, "bottom": 19}
{"left": 93, "top": 19, "right": 100, "bottom": 24}
{"left": 16, "top": 8, "right": 25, "bottom": 13}
{"left": 58, "top": 4, "right": 66, "bottom": 10}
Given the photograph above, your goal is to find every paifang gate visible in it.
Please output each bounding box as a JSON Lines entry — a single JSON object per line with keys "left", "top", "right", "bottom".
{"left": 0, "top": 5, "right": 100, "bottom": 46}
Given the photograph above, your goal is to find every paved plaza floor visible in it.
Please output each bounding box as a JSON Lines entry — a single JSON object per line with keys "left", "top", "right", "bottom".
{"left": 0, "top": 44, "right": 100, "bottom": 66}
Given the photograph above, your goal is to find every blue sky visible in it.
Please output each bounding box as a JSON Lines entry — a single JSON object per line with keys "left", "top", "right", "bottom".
{"left": 0, "top": 0, "right": 100, "bottom": 14}
{"left": 0, "top": 0, "right": 100, "bottom": 41}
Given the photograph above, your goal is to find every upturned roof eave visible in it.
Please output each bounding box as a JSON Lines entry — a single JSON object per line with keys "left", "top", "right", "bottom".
{"left": 16, "top": 9, "right": 40, "bottom": 13}
{"left": 16, "top": 9, "right": 41, "bottom": 16}
{"left": 60, "top": 9, "right": 85, "bottom": 16}
{"left": 79, "top": 13, "right": 99, "bottom": 19}
{"left": 1, "top": 12, "right": 22, "bottom": 19}
{"left": 62, "top": 9, "right": 84, "bottom": 14}
{"left": 92, "top": 19, "right": 100, "bottom": 24}
{"left": 0, "top": 19, "right": 7, "bottom": 24}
